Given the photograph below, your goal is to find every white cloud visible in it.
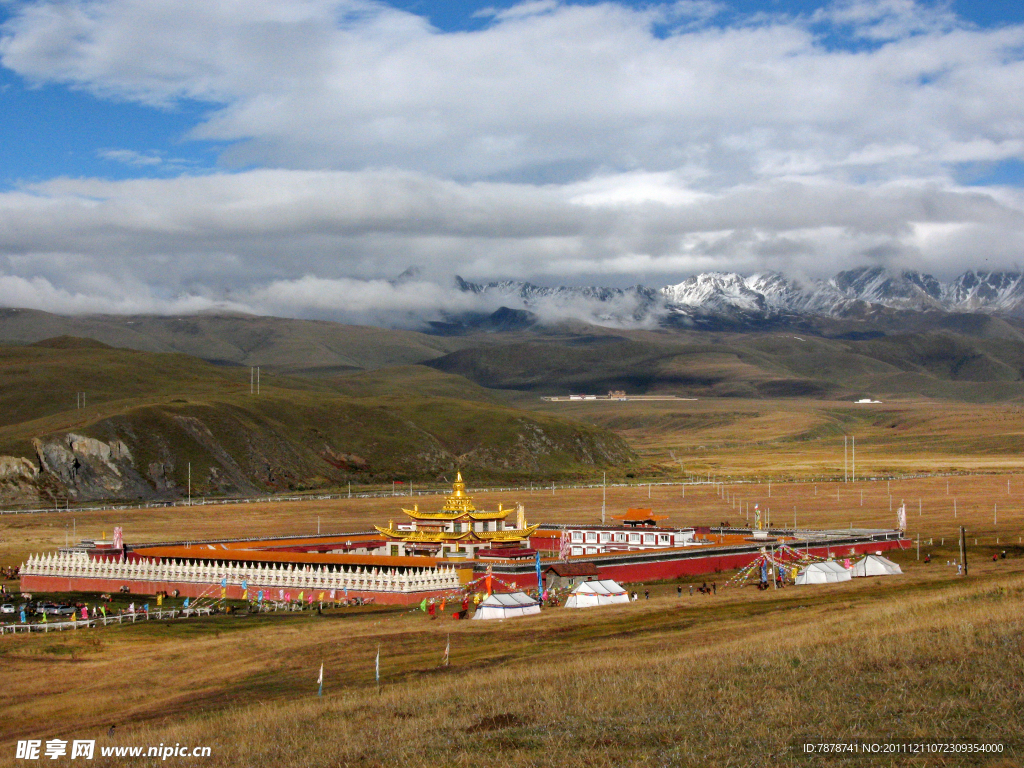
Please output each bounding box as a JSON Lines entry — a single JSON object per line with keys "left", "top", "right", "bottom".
{"left": 3, "top": 0, "right": 1023, "bottom": 182}
{"left": 0, "top": 1, "right": 1023, "bottom": 325}
{"left": 99, "top": 149, "right": 164, "bottom": 166}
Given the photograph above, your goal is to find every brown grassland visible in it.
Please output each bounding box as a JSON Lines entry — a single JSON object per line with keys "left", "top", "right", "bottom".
{"left": 2, "top": 396, "right": 1024, "bottom": 766}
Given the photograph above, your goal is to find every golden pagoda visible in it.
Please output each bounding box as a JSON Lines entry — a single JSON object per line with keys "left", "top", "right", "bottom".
{"left": 375, "top": 473, "right": 538, "bottom": 558}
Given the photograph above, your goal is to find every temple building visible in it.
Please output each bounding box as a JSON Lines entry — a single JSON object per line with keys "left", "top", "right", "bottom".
{"left": 375, "top": 473, "right": 538, "bottom": 558}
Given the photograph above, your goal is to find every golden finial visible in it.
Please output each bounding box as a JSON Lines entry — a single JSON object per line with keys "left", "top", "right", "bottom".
{"left": 443, "top": 472, "right": 475, "bottom": 512}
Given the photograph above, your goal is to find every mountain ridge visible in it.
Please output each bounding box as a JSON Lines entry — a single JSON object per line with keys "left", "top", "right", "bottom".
{"left": 451, "top": 267, "right": 1024, "bottom": 329}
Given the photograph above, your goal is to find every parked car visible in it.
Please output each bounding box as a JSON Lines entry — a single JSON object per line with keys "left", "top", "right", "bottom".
{"left": 0, "top": 604, "right": 14, "bottom": 614}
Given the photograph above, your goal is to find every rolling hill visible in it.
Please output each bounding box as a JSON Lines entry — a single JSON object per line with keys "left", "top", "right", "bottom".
{"left": 0, "top": 339, "right": 634, "bottom": 506}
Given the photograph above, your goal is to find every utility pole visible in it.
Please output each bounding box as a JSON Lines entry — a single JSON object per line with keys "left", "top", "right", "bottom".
{"left": 188, "top": 462, "right": 191, "bottom": 506}
{"left": 844, "top": 436, "right": 848, "bottom": 482}
{"left": 851, "top": 435, "right": 855, "bottom": 482}
{"left": 601, "top": 471, "right": 606, "bottom": 525}
{"left": 257, "top": 367, "right": 260, "bottom": 395}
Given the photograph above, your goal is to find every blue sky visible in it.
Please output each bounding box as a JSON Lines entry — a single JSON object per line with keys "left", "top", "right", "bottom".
{"left": 0, "top": 0, "right": 1023, "bottom": 323}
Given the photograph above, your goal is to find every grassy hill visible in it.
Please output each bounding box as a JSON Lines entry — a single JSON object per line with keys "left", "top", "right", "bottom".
{"left": 0, "top": 308, "right": 471, "bottom": 373}
{"left": 425, "top": 327, "right": 1024, "bottom": 402}
{"left": 0, "top": 340, "right": 634, "bottom": 506}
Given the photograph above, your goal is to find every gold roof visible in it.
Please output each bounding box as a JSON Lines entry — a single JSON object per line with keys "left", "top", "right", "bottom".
{"left": 476, "top": 525, "right": 539, "bottom": 542}
{"left": 401, "top": 508, "right": 508, "bottom": 521}
{"left": 399, "top": 473, "right": 512, "bottom": 521}
{"left": 374, "top": 526, "right": 471, "bottom": 543}
{"left": 374, "top": 523, "right": 537, "bottom": 544}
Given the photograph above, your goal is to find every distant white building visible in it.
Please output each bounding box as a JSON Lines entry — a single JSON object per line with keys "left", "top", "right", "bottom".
{"left": 567, "top": 526, "right": 696, "bottom": 556}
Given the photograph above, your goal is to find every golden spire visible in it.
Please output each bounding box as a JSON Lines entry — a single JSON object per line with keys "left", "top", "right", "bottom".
{"left": 442, "top": 472, "right": 476, "bottom": 513}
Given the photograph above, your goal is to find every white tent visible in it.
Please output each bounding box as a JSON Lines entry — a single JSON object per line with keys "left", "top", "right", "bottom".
{"left": 472, "top": 592, "right": 541, "bottom": 620}
{"left": 564, "top": 579, "right": 630, "bottom": 608}
{"left": 795, "top": 560, "right": 852, "bottom": 585}
{"left": 851, "top": 554, "right": 903, "bottom": 577}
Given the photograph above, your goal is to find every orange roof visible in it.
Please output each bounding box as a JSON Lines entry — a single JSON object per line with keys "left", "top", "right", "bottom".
{"left": 131, "top": 545, "right": 440, "bottom": 569}
{"left": 212, "top": 533, "right": 382, "bottom": 550}
{"left": 612, "top": 508, "right": 669, "bottom": 522}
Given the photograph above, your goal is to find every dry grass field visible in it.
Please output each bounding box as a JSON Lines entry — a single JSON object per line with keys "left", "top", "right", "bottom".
{"left": 3, "top": 396, "right": 1024, "bottom": 766}
{"left": 0, "top": 555, "right": 1021, "bottom": 767}
{"left": 531, "top": 397, "right": 1024, "bottom": 478}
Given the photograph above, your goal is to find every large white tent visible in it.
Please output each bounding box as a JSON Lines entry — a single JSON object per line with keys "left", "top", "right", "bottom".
{"left": 851, "top": 554, "right": 903, "bottom": 577}
{"left": 795, "top": 560, "right": 852, "bottom": 585}
{"left": 564, "top": 579, "right": 630, "bottom": 608}
{"left": 472, "top": 592, "right": 541, "bottom": 620}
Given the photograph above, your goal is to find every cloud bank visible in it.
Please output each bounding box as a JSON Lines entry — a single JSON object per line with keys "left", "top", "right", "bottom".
{"left": 1, "top": 0, "right": 1023, "bottom": 325}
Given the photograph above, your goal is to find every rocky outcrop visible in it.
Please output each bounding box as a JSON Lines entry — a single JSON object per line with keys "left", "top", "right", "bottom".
{"left": 0, "top": 456, "right": 42, "bottom": 505}
{"left": 31, "top": 433, "right": 153, "bottom": 502}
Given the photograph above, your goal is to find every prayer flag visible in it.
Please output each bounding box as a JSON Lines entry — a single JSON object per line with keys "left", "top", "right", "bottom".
{"left": 442, "top": 634, "right": 450, "bottom": 667}
{"left": 317, "top": 662, "right": 323, "bottom": 697}
{"left": 375, "top": 645, "right": 380, "bottom": 684}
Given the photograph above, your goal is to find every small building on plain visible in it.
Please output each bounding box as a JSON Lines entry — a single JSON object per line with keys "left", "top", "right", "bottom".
{"left": 544, "top": 562, "right": 599, "bottom": 590}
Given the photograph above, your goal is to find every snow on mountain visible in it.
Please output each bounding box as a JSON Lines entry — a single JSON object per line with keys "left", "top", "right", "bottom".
{"left": 450, "top": 268, "right": 1024, "bottom": 329}
{"left": 944, "top": 271, "right": 1024, "bottom": 312}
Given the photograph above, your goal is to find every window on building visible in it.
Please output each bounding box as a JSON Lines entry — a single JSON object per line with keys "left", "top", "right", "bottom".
{"left": 628, "top": 533, "right": 640, "bottom": 543}
{"left": 571, "top": 546, "right": 583, "bottom": 556}
{"left": 614, "top": 532, "right": 626, "bottom": 542}
{"left": 599, "top": 531, "right": 610, "bottom": 543}
{"left": 571, "top": 531, "right": 583, "bottom": 543}
{"left": 643, "top": 534, "right": 655, "bottom": 545}
{"left": 658, "top": 535, "right": 670, "bottom": 544}
{"left": 585, "top": 531, "right": 597, "bottom": 543}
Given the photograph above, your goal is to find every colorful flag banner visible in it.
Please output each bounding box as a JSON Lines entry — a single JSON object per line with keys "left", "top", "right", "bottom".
{"left": 559, "top": 529, "right": 571, "bottom": 561}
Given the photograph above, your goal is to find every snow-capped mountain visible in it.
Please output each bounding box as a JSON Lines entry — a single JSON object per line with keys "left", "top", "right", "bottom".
{"left": 449, "top": 268, "right": 1024, "bottom": 330}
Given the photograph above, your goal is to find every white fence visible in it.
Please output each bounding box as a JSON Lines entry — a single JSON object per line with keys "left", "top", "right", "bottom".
{"left": 0, "top": 607, "right": 214, "bottom": 634}
{"left": 20, "top": 551, "right": 461, "bottom": 595}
